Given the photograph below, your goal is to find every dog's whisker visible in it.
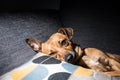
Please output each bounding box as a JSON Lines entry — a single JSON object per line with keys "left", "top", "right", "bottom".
{"left": 39, "top": 54, "right": 56, "bottom": 64}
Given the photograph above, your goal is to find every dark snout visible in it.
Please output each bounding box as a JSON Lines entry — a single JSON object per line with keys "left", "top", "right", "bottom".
{"left": 65, "top": 53, "right": 75, "bottom": 63}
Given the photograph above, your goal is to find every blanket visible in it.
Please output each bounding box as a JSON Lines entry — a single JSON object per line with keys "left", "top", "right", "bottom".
{"left": 0, "top": 52, "right": 120, "bottom": 80}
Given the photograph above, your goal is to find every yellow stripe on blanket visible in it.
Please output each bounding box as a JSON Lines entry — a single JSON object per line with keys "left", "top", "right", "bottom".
{"left": 73, "top": 67, "right": 93, "bottom": 76}
{"left": 11, "top": 64, "right": 38, "bottom": 80}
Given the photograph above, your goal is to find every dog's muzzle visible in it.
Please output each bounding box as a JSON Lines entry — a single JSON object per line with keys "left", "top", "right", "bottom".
{"left": 65, "top": 53, "right": 75, "bottom": 63}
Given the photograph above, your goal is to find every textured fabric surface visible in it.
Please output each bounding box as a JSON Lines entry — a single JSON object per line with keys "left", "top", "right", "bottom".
{"left": 0, "top": 11, "right": 61, "bottom": 75}
{"left": 1, "top": 53, "right": 120, "bottom": 80}
{"left": 60, "top": 4, "right": 120, "bottom": 54}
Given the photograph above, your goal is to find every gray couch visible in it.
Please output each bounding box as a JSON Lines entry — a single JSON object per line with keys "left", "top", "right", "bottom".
{"left": 0, "top": 0, "right": 120, "bottom": 76}
{"left": 0, "top": 11, "right": 61, "bottom": 75}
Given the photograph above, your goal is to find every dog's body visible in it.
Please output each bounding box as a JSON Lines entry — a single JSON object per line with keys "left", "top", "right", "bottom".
{"left": 26, "top": 28, "right": 120, "bottom": 76}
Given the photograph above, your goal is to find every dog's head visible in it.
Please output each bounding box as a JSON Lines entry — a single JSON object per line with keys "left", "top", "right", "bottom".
{"left": 26, "top": 28, "right": 83, "bottom": 63}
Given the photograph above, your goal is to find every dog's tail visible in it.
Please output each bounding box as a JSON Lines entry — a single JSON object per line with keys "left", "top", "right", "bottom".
{"left": 106, "top": 53, "right": 120, "bottom": 63}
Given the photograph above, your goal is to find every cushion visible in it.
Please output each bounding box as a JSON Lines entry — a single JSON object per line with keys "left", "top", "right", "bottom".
{"left": 0, "top": 52, "right": 120, "bottom": 80}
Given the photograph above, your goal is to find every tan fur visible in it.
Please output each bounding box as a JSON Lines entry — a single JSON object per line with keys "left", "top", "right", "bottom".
{"left": 26, "top": 28, "right": 120, "bottom": 76}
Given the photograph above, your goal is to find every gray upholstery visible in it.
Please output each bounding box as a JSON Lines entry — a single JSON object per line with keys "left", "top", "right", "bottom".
{"left": 60, "top": 1, "right": 120, "bottom": 54}
{"left": 0, "top": 11, "right": 61, "bottom": 75}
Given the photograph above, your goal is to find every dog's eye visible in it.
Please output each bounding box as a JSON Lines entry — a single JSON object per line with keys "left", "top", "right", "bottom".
{"left": 49, "top": 52, "right": 56, "bottom": 56}
{"left": 60, "top": 39, "right": 67, "bottom": 46}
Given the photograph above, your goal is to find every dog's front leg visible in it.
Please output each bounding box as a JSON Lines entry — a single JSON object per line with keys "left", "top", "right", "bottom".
{"left": 75, "top": 46, "right": 83, "bottom": 57}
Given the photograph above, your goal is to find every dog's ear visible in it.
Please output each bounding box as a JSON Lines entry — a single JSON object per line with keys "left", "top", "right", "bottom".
{"left": 57, "top": 28, "right": 74, "bottom": 39}
{"left": 25, "top": 38, "right": 42, "bottom": 52}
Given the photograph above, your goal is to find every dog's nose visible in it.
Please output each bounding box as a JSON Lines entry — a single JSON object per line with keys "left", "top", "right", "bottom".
{"left": 65, "top": 54, "right": 74, "bottom": 62}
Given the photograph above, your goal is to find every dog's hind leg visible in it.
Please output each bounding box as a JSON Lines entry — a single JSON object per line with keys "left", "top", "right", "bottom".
{"left": 104, "top": 71, "right": 120, "bottom": 76}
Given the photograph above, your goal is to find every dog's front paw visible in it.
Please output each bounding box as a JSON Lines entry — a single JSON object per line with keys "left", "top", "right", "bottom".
{"left": 75, "top": 46, "right": 83, "bottom": 57}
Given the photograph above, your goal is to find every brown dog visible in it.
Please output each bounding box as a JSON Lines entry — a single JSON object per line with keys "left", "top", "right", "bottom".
{"left": 26, "top": 28, "right": 120, "bottom": 76}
